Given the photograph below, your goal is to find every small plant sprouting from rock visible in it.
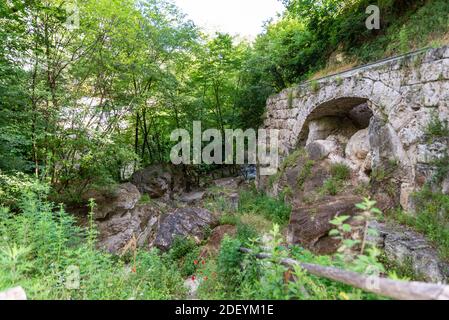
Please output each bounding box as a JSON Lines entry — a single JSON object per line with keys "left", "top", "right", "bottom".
{"left": 310, "top": 80, "right": 320, "bottom": 92}
{"left": 319, "top": 163, "right": 351, "bottom": 196}
{"left": 297, "top": 160, "right": 314, "bottom": 190}
{"left": 330, "top": 163, "right": 351, "bottom": 181}
{"left": 335, "top": 76, "right": 343, "bottom": 86}
{"left": 425, "top": 112, "right": 449, "bottom": 140}
{"left": 287, "top": 90, "right": 294, "bottom": 109}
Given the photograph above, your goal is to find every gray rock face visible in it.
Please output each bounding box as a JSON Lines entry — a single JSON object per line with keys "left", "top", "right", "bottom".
{"left": 179, "top": 191, "right": 206, "bottom": 205}
{"left": 96, "top": 203, "right": 161, "bottom": 253}
{"left": 153, "top": 208, "right": 219, "bottom": 252}
{"left": 306, "top": 140, "right": 339, "bottom": 161}
{"left": 346, "top": 128, "right": 369, "bottom": 164}
{"left": 370, "top": 221, "right": 449, "bottom": 283}
{"left": 306, "top": 116, "right": 358, "bottom": 146}
{"left": 83, "top": 183, "right": 141, "bottom": 220}
{"left": 349, "top": 103, "right": 372, "bottom": 128}
{"left": 131, "top": 164, "right": 186, "bottom": 200}
{"left": 213, "top": 177, "right": 242, "bottom": 189}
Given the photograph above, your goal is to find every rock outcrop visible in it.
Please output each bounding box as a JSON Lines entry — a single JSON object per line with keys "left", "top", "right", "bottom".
{"left": 287, "top": 195, "right": 362, "bottom": 254}
{"left": 96, "top": 203, "right": 161, "bottom": 253}
{"left": 82, "top": 183, "right": 141, "bottom": 220}
{"left": 370, "top": 221, "right": 449, "bottom": 283}
{"left": 87, "top": 176, "right": 221, "bottom": 253}
{"left": 153, "top": 208, "right": 219, "bottom": 252}
{"left": 131, "top": 164, "right": 186, "bottom": 200}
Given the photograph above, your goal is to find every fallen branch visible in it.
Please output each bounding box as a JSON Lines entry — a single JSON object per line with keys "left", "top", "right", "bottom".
{"left": 239, "top": 247, "right": 449, "bottom": 300}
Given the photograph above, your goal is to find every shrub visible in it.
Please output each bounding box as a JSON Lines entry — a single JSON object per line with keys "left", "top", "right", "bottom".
{"left": 396, "top": 188, "right": 449, "bottom": 260}
{"left": 0, "top": 172, "right": 49, "bottom": 208}
{"left": 0, "top": 179, "right": 186, "bottom": 299}
{"left": 236, "top": 223, "right": 258, "bottom": 246}
{"left": 330, "top": 163, "right": 351, "bottom": 181}
{"left": 425, "top": 113, "right": 449, "bottom": 139}
{"left": 239, "top": 190, "right": 291, "bottom": 225}
{"left": 217, "top": 236, "right": 244, "bottom": 296}
{"left": 168, "top": 236, "right": 201, "bottom": 277}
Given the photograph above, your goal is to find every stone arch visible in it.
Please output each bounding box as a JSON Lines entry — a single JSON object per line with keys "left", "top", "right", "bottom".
{"left": 262, "top": 46, "right": 449, "bottom": 210}
{"left": 296, "top": 97, "right": 372, "bottom": 147}
{"left": 291, "top": 94, "right": 414, "bottom": 208}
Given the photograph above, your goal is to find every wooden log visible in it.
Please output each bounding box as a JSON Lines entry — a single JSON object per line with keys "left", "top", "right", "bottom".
{"left": 239, "top": 248, "right": 449, "bottom": 300}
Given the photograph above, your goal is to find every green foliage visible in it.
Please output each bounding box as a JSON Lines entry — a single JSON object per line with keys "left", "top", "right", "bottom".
{"left": 239, "top": 189, "right": 291, "bottom": 225}
{"left": 330, "top": 199, "right": 384, "bottom": 271}
{"left": 330, "top": 163, "right": 351, "bottom": 181}
{"left": 202, "top": 224, "right": 388, "bottom": 300}
{"left": 0, "top": 176, "right": 185, "bottom": 299}
{"left": 297, "top": 160, "right": 315, "bottom": 190}
{"left": 395, "top": 188, "right": 449, "bottom": 260}
{"left": 217, "top": 236, "right": 244, "bottom": 296}
{"left": 425, "top": 112, "right": 449, "bottom": 139}
{"left": 236, "top": 223, "right": 258, "bottom": 246}
{"left": 287, "top": 90, "right": 294, "bottom": 108}
{"left": 319, "top": 178, "right": 341, "bottom": 196}
{"left": 432, "top": 155, "right": 449, "bottom": 185}
{"left": 335, "top": 76, "right": 343, "bottom": 86}
{"left": 318, "top": 163, "right": 351, "bottom": 196}
{"left": 138, "top": 194, "right": 152, "bottom": 204}
{"left": 310, "top": 80, "right": 320, "bottom": 92}
{"left": 219, "top": 214, "right": 240, "bottom": 226}
{"left": 168, "top": 237, "right": 197, "bottom": 261}
{"left": 0, "top": 172, "right": 49, "bottom": 208}
{"left": 257, "top": 0, "right": 449, "bottom": 88}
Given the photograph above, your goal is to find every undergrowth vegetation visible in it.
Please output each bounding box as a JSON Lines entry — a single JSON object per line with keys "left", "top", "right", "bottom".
{"left": 238, "top": 188, "right": 292, "bottom": 226}
{"left": 0, "top": 175, "right": 186, "bottom": 299}
{"left": 197, "top": 223, "right": 388, "bottom": 300}
{"left": 394, "top": 188, "right": 449, "bottom": 261}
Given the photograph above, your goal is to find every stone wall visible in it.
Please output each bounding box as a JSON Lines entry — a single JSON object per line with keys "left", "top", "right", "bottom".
{"left": 260, "top": 46, "right": 449, "bottom": 210}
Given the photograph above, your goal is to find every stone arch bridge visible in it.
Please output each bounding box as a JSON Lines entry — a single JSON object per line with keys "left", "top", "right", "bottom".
{"left": 262, "top": 46, "right": 449, "bottom": 210}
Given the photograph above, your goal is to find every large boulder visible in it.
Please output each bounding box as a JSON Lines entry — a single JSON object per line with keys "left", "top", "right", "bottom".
{"left": 287, "top": 195, "right": 362, "bottom": 254}
{"left": 369, "top": 117, "right": 412, "bottom": 209}
{"left": 345, "top": 129, "right": 370, "bottom": 164}
{"left": 82, "top": 183, "right": 141, "bottom": 220}
{"left": 306, "top": 116, "right": 358, "bottom": 146}
{"left": 269, "top": 148, "right": 332, "bottom": 202}
{"left": 179, "top": 191, "right": 206, "bottom": 205}
{"left": 96, "top": 203, "right": 162, "bottom": 253}
{"left": 153, "top": 208, "right": 219, "bottom": 251}
{"left": 306, "top": 140, "right": 340, "bottom": 161}
{"left": 443, "top": 175, "right": 449, "bottom": 195}
{"left": 131, "top": 164, "right": 186, "bottom": 200}
{"left": 370, "top": 221, "right": 449, "bottom": 283}
{"left": 348, "top": 103, "right": 372, "bottom": 128}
